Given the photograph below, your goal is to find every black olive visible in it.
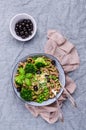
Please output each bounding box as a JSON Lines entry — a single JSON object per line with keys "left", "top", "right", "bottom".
{"left": 25, "top": 31, "right": 29, "bottom": 37}
{"left": 29, "top": 26, "right": 33, "bottom": 31}
{"left": 47, "top": 78, "right": 50, "bottom": 82}
{"left": 15, "top": 27, "right": 18, "bottom": 31}
{"left": 33, "top": 85, "right": 38, "bottom": 91}
{"left": 45, "top": 75, "right": 49, "bottom": 78}
{"left": 26, "top": 26, "right": 30, "bottom": 29}
{"left": 27, "top": 19, "right": 31, "bottom": 24}
{"left": 28, "top": 28, "right": 32, "bottom": 32}
{"left": 15, "top": 23, "right": 19, "bottom": 27}
{"left": 17, "top": 87, "right": 21, "bottom": 92}
{"left": 51, "top": 60, "right": 56, "bottom": 65}
{"left": 16, "top": 31, "right": 20, "bottom": 36}
{"left": 23, "top": 27, "right": 27, "bottom": 32}
{"left": 20, "top": 31, "right": 24, "bottom": 36}
{"left": 23, "top": 19, "right": 27, "bottom": 23}
{"left": 26, "top": 24, "right": 29, "bottom": 27}
{"left": 21, "top": 22, "right": 25, "bottom": 26}
{"left": 36, "top": 70, "right": 41, "bottom": 74}
{"left": 21, "top": 35, "right": 26, "bottom": 39}
{"left": 15, "top": 19, "right": 33, "bottom": 38}
{"left": 28, "top": 31, "right": 32, "bottom": 35}
{"left": 30, "top": 23, "right": 33, "bottom": 26}
{"left": 18, "top": 24, "right": 22, "bottom": 29}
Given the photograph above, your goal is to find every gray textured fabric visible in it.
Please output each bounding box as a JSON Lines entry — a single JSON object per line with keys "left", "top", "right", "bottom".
{"left": 0, "top": 0, "right": 86, "bottom": 130}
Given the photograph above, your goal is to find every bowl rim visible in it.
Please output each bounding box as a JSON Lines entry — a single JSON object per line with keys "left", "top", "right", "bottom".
{"left": 9, "top": 13, "right": 37, "bottom": 42}
{"left": 12, "top": 53, "right": 65, "bottom": 106}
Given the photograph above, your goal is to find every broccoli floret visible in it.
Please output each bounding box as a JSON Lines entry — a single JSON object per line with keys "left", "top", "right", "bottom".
{"left": 25, "top": 73, "right": 33, "bottom": 79}
{"left": 35, "top": 62, "right": 45, "bottom": 69}
{"left": 20, "top": 88, "right": 32, "bottom": 101}
{"left": 18, "top": 67, "right": 25, "bottom": 75}
{"left": 15, "top": 75, "right": 25, "bottom": 85}
{"left": 25, "top": 63, "right": 36, "bottom": 74}
{"left": 24, "top": 78, "right": 31, "bottom": 86}
{"left": 35, "top": 57, "right": 47, "bottom": 69}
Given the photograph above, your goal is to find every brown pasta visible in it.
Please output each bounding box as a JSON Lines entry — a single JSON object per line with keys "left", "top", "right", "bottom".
{"left": 14, "top": 56, "right": 61, "bottom": 103}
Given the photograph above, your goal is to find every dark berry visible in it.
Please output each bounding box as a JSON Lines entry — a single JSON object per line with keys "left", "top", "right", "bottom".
{"left": 51, "top": 60, "right": 56, "bottom": 65}
{"left": 33, "top": 85, "right": 38, "bottom": 91}
{"left": 17, "top": 87, "right": 21, "bottom": 92}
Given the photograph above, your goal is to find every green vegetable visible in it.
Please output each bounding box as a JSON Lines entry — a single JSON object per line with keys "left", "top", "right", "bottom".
{"left": 49, "top": 75, "right": 57, "bottom": 80}
{"left": 20, "top": 88, "right": 32, "bottom": 101}
{"left": 25, "top": 63, "right": 36, "bottom": 74}
{"left": 35, "top": 63, "right": 45, "bottom": 69}
{"left": 39, "top": 82, "right": 47, "bottom": 88}
{"left": 35, "top": 57, "right": 47, "bottom": 69}
{"left": 25, "top": 73, "right": 33, "bottom": 79}
{"left": 18, "top": 67, "right": 25, "bottom": 75}
{"left": 25, "top": 78, "right": 31, "bottom": 86}
{"left": 32, "top": 56, "right": 38, "bottom": 60}
{"left": 33, "top": 74, "right": 38, "bottom": 80}
{"left": 15, "top": 75, "right": 25, "bottom": 85}
{"left": 36, "top": 87, "right": 49, "bottom": 103}
{"left": 36, "top": 94, "right": 45, "bottom": 103}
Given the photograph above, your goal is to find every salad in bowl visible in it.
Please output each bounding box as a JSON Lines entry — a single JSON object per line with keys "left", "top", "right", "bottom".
{"left": 12, "top": 53, "right": 65, "bottom": 106}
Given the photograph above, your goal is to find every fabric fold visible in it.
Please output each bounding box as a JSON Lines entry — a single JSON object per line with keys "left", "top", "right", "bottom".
{"left": 25, "top": 30, "right": 80, "bottom": 124}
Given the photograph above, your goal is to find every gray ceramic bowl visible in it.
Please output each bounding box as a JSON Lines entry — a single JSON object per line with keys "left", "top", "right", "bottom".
{"left": 12, "top": 53, "right": 65, "bottom": 106}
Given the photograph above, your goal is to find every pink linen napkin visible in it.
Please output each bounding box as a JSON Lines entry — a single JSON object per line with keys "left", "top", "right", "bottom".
{"left": 25, "top": 30, "right": 80, "bottom": 124}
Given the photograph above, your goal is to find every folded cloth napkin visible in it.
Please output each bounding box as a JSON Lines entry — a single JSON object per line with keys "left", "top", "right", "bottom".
{"left": 25, "top": 30, "right": 80, "bottom": 124}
